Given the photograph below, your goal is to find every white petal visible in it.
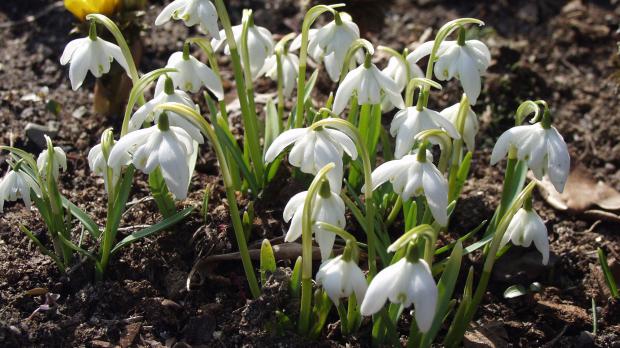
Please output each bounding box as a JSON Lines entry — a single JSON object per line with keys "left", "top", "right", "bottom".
{"left": 283, "top": 191, "right": 307, "bottom": 222}
{"left": 159, "top": 130, "right": 191, "bottom": 199}
{"left": 60, "top": 38, "right": 87, "bottom": 65}
{"left": 410, "top": 260, "right": 438, "bottom": 332}
{"left": 360, "top": 261, "right": 398, "bottom": 316}
{"left": 422, "top": 163, "right": 448, "bottom": 226}
{"left": 333, "top": 67, "right": 363, "bottom": 115}
{"left": 264, "top": 128, "right": 306, "bottom": 163}
{"left": 545, "top": 127, "right": 570, "bottom": 193}
{"left": 407, "top": 41, "right": 435, "bottom": 64}
{"left": 155, "top": 0, "right": 186, "bottom": 25}
{"left": 458, "top": 51, "right": 482, "bottom": 105}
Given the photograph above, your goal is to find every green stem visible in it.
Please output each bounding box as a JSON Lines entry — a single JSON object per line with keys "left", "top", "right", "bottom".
{"left": 312, "top": 116, "right": 377, "bottom": 276}
{"left": 156, "top": 103, "right": 261, "bottom": 298}
{"left": 299, "top": 163, "right": 335, "bottom": 334}
{"left": 448, "top": 94, "right": 470, "bottom": 201}
{"left": 213, "top": 0, "right": 264, "bottom": 181}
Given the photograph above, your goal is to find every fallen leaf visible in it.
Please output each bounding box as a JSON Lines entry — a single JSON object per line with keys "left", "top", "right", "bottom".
{"left": 119, "top": 323, "right": 141, "bottom": 348}
{"left": 533, "top": 164, "right": 620, "bottom": 212}
{"left": 464, "top": 321, "right": 508, "bottom": 348}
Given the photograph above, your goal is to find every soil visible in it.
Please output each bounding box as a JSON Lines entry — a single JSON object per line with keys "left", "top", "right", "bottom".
{"left": 1, "top": 0, "right": 620, "bottom": 347}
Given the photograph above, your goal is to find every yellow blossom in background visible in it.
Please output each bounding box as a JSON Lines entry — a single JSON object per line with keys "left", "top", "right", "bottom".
{"left": 65, "top": 0, "right": 120, "bottom": 20}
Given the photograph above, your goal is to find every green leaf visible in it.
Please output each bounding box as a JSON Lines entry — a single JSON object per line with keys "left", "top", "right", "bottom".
{"left": 148, "top": 167, "right": 177, "bottom": 218}
{"left": 503, "top": 284, "right": 528, "bottom": 299}
{"left": 260, "top": 239, "right": 277, "bottom": 284}
{"left": 107, "top": 165, "right": 136, "bottom": 239}
{"left": 435, "top": 219, "right": 487, "bottom": 255}
{"left": 303, "top": 69, "right": 319, "bottom": 104}
{"left": 598, "top": 248, "right": 619, "bottom": 299}
{"left": 263, "top": 98, "right": 281, "bottom": 155}
{"left": 420, "top": 241, "right": 463, "bottom": 347}
{"left": 290, "top": 256, "right": 302, "bottom": 298}
{"left": 213, "top": 117, "right": 260, "bottom": 194}
{"left": 111, "top": 206, "right": 194, "bottom": 254}
{"left": 443, "top": 266, "right": 474, "bottom": 347}
{"left": 61, "top": 196, "right": 100, "bottom": 238}
{"left": 452, "top": 151, "right": 472, "bottom": 201}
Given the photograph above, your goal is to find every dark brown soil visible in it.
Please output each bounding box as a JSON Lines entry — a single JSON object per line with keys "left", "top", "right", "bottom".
{"left": 1, "top": 0, "right": 620, "bottom": 347}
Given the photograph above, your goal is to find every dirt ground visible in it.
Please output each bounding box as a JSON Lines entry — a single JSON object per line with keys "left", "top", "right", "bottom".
{"left": 1, "top": 0, "right": 620, "bottom": 346}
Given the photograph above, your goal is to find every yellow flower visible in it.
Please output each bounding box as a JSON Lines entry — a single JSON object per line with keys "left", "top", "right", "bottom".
{"left": 65, "top": 0, "right": 120, "bottom": 20}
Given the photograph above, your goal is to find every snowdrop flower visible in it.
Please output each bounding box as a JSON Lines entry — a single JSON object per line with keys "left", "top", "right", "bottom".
{"left": 390, "top": 106, "right": 460, "bottom": 159}
{"left": 264, "top": 124, "right": 358, "bottom": 193}
{"left": 501, "top": 207, "right": 549, "bottom": 265}
{"left": 129, "top": 76, "right": 203, "bottom": 142}
{"left": 333, "top": 59, "right": 405, "bottom": 115}
{"left": 37, "top": 137, "right": 67, "bottom": 180}
{"left": 155, "top": 0, "right": 220, "bottom": 39}
{"left": 408, "top": 39, "right": 490, "bottom": 104}
{"left": 382, "top": 56, "right": 424, "bottom": 93}
{"left": 213, "top": 22, "right": 274, "bottom": 80}
{"left": 380, "top": 56, "right": 424, "bottom": 112}
{"left": 316, "top": 255, "right": 367, "bottom": 305}
{"left": 307, "top": 12, "right": 360, "bottom": 82}
{"left": 369, "top": 151, "right": 448, "bottom": 225}
{"left": 88, "top": 143, "right": 119, "bottom": 194}
{"left": 0, "top": 169, "right": 42, "bottom": 212}
{"left": 164, "top": 50, "right": 224, "bottom": 98}
{"left": 108, "top": 114, "right": 202, "bottom": 199}
{"left": 491, "top": 123, "right": 569, "bottom": 193}
{"left": 60, "top": 28, "right": 129, "bottom": 90}
{"left": 283, "top": 188, "right": 345, "bottom": 260}
{"left": 259, "top": 51, "right": 299, "bottom": 98}
{"left": 360, "top": 257, "right": 438, "bottom": 332}
{"left": 440, "top": 102, "right": 479, "bottom": 151}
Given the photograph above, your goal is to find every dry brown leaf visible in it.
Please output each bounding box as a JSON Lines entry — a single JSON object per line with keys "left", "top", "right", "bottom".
{"left": 533, "top": 164, "right": 620, "bottom": 212}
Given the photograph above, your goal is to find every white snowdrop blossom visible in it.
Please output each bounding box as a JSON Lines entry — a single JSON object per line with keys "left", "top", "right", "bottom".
{"left": 440, "top": 102, "right": 479, "bottom": 151}
{"left": 380, "top": 57, "right": 424, "bottom": 112}
{"left": 383, "top": 56, "right": 424, "bottom": 93}
{"left": 333, "top": 63, "right": 405, "bottom": 115}
{"left": 155, "top": 0, "right": 220, "bottom": 39}
{"left": 108, "top": 122, "right": 202, "bottom": 199}
{"left": 88, "top": 143, "right": 120, "bottom": 194}
{"left": 390, "top": 106, "right": 460, "bottom": 159}
{"left": 369, "top": 152, "right": 448, "bottom": 225}
{"left": 501, "top": 208, "right": 550, "bottom": 265}
{"left": 408, "top": 39, "right": 490, "bottom": 104}
{"left": 491, "top": 123, "right": 569, "bottom": 193}
{"left": 164, "top": 51, "right": 224, "bottom": 98}
{"left": 213, "top": 23, "right": 274, "bottom": 80}
{"left": 128, "top": 77, "right": 203, "bottom": 142}
{"left": 259, "top": 52, "right": 299, "bottom": 98}
{"left": 316, "top": 255, "right": 367, "bottom": 305}
{"left": 37, "top": 140, "right": 67, "bottom": 180}
{"left": 360, "top": 258, "right": 438, "bottom": 333}
{"left": 0, "top": 170, "right": 42, "bottom": 212}
{"left": 60, "top": 36, "right": 129, "bottom": 90}
{"left": 283, "top": 190, "right": 346, "bottom": 260}
{"left": 264, "top": 125, "right": 358, "bottom": 193}
{"left": 294, "top": 12, "right": 360, "bottom": 82}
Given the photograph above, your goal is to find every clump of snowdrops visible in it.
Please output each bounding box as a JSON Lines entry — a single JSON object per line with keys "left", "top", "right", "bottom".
{"left": 0, "top": 1, "right": 570, "bottom": 345}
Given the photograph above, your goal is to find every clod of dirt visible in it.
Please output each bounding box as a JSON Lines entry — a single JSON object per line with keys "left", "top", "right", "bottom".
{"left": 534, "top": 164, "right": 620, "bottom": 212}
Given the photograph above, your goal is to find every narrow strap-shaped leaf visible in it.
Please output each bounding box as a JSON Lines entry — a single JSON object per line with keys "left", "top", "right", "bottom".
{"left": 148, "top": 167, "right": 177, "bottom": 218}
{"left": 263, "top": 98, "right": 281, "bottom": 155}
{"left": 111, "top": 206, "right": 194, "bottom": 254}
{"left": 419, "top": 242, "right": 464, "bottom": 347}
{"left": 61, "top": 195, "right": 100, "bottom": 238}
{"left": 213, "top": 121, "right": 260, "bottom": 194}
{"left": 107, "top": 165, "right": 136, "bottom": 238}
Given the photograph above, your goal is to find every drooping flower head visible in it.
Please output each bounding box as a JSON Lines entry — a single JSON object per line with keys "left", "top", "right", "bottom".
{"left": 316, "top": 253, "right": 367, "bottom": 305}
{"left": 440, "top": 102, "right": 479, "bottom": 151}
{"left": 212, "top": 18, "right": 274, "bottom": 80}
{"left": 37, "top": 135, "right": 67, "bottom": 180}
{"left": 408, "top": 37, "right": 490, "bottom": 105}
{"left": 0, "top": 167, "right": 42, "bottom": 212}
{"left": 369, "top": 150, "right": 448, "bottom": 226}
{"left": 333, "top": 54, "right": 405, "bottom": 115}
{"left": 108, "top": 113, "right": 202, "bottom": 199}
{"left": 390, "top": 106, "right": 460, "bottom": 159}
{"left": 491, "top": 122, "right": 569, "bottom": 193}
{"left": 88, "top": 129, "right": 119, "bottom": 194}
{"left": 128, "top": 76, "right": 204, "bottom": 142}
{"left": 155, "top": 0, "right": 220, "bottom": 39}
{"left": 259, "top": 51, "right": 300, "bottom": 98}
{"left": 360, "top": 257, "right": 438, "bottom": 333}
{"left": 60, "top": 24, "right": 129, "bottom": 90}
{"left": 164, "top": 48, "right": 224, "bottom": 98}
{"left": 264, "top": 123, "right": 358, "bottom": 194}
{"left": 501, "top": 207, "right": 550, "bottom": 265}
{"left": 283, "top": 185, "right": 346, "bottom": 260}
{"left": 380, "top": 56, "right": 424, "bottom": 112}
